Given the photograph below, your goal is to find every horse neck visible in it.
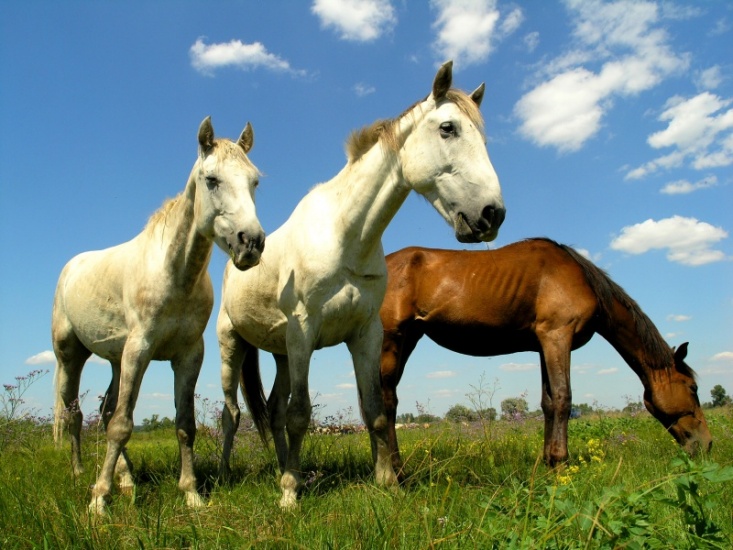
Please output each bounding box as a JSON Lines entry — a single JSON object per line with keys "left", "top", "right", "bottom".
{"left": 324, "top": 109, "right": 424, "bottom": 259}
{"left": 152, "top": 173, "right": 213, "bottom": 289}
{"left": 597, "top": 300, "right": 663, "bottom": 389}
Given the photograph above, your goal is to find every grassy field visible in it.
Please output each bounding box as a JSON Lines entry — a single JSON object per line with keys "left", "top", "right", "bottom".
{"left": 1, "top": 403, "right": 732, "bottom": 549}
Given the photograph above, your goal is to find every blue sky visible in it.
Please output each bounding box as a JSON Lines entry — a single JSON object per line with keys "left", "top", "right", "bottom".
{"left": 1, "top": 1, "right": 731, "bottom": 425}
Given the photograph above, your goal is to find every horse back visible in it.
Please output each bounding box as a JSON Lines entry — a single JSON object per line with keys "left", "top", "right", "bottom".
{"left": 382, "top": 240, "right": 599, "bottom": 355}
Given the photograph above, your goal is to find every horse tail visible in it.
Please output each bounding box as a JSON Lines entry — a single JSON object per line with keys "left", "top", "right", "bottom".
{"left": 555, "top": 240, "right": 670, "bottom": 362}
{"left": 52, "top": 361, "right": 65, "bottom": 446}
{"left": 240, "top": 347, "right": 270, "bottom": 444}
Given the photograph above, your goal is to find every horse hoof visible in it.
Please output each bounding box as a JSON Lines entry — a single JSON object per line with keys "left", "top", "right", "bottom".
{"left": 279, "top": 491, "right": 298, "bottom": 510}
{"left": 186, "top": 492, "right": 206, "bottom": 508}
{"left": 88, "top": 496, "right": 108, "bottom": 516}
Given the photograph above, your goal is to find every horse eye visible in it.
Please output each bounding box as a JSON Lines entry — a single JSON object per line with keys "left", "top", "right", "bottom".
{"left": 439, "top": 122, "right": 456, "bottom": 138}
{"left": 205, "top": 176, "right": 219, "bottom": 188}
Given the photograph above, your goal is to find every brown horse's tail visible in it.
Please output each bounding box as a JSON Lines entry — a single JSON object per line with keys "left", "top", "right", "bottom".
{"left": 240, "top": 347, "right": 270, "bottom": 445}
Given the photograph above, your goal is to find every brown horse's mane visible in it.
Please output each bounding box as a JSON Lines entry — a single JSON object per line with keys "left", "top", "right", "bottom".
{"left": 534, "top": 238, "right": 692, "bottom": 376}
{"left": 345, "top": 89, "right": 485, "bottom": 163}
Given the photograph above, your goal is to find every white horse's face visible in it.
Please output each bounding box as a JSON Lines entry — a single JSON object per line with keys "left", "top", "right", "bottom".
{"left": 195, "top": 117, "right": 265, "bottom": 270}
{"left": 401, "top": 63, "right": 505, "bottom": 243}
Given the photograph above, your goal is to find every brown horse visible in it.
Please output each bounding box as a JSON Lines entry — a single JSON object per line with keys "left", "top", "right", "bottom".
{"left": 380, "top": 238, "right": 712, "bottom": 471}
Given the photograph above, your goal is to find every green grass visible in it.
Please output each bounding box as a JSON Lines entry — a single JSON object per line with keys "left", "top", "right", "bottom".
{"left": 1, "top": 408, "right": 731, "bottom": 549}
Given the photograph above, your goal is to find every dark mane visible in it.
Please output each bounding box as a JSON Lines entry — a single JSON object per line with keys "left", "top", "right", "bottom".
{"left": 345, "top": 89, "right": 485, "bottom": 163}
{"left": 532, "top": 238, "right": 678, "bottom": 373}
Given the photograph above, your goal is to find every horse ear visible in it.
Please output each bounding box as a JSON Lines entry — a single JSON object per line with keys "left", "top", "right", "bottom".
{"left": 198, "top": 116, "right": 215, "bottom": 153}
{"left": 674, "top": 342, "right": 689, "bottom": 362}
{"left": 470, "top": 83, "right": 485, "bottom": 107}
{"left": 238, "top": 122, "right": 254, "bottom": 154}
{"left": 432, "top": 60, "right": 453, "bottom": 101}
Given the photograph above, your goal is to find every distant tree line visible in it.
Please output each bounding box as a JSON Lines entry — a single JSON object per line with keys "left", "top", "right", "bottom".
{"left": 136, "top": 385, "right": 732, "bottom": 430}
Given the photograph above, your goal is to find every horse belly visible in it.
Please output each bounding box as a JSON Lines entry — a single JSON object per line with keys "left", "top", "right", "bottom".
{"left": 424, "top": 323, "right": 539, "bottom": 357}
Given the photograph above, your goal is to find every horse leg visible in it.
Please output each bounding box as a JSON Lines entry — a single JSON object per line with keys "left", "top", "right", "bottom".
{"left": 172, "top": 341, "right": 205, "bottom": 508}
{"left": 279, "top": 316, "right": 316, "bottom": 509}
{"left": 52, "top": 325, "right": 91, "bottom": 478}
{"left": 269, "top": 354, "right": 291, "bottom": 474}
{"left": 218, "top": 316, "right": 246, "bottom": 480}
{"left": 100, "top": 362, "right": 135, "bottom": 493}
{"left": 349, "top": 318, "right": 399, "bottom": 489}
{"left": 538, "top": 334, "right": 572, "bottom": 467}
{"left": 89, "top": 337, "right": 151, "bottom": 514}
{"left": 381, "top": 322, "right": 422, "bottom": 476}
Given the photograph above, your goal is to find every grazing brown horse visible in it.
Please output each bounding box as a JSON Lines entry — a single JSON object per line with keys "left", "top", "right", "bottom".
{"left": 380, "top": 239, "right": 712, "bottom": 471}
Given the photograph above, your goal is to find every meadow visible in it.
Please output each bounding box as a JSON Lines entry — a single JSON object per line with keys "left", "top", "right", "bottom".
{"left": 1, "top": 385, "right": 732, "bottom": 549}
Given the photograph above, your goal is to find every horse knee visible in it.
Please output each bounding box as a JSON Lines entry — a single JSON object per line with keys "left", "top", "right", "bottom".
{"left": 286, "top": 400, "right": 311, "bottom": 434}
{"left": 221, "top": 404, "right": 240, "bottom": 433}
{"left": 107, "top": 415, "right": 134, "bottom": 444}
{"left": 382, "top": 387, "right": 398, "bottom": 417}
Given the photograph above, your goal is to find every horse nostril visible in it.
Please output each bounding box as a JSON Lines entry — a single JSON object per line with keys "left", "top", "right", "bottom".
{"left": 238, "top": 231, "right": 265, "bottom": 253}
{"left": 481, "top": 205, "right": 506, "bottom": 229}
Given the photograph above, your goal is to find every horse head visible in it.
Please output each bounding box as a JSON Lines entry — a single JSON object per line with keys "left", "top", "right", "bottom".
{"left": 196, "top": 116, "right": 265, "bottom": 270}
{"left": 401, "top": 61, "right": 505, "bottom": 243}
{"left": 643, "top": 343, "right": 712, "bottom": 455}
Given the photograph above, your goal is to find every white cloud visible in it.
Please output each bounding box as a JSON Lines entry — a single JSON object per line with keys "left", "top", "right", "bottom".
{"left": 666, "top": 314, "right": 691, "bottom": 322}
{"left": 660, "top": 175, "right": 718, "bottom": 195}
{"left": 610, "top": 215, "right": 728, "bottom": 266}
{"left": 515, "top": 0, "right": 689, "bottom": 152}
{"left": 336, "top": 383, "right": 357, "bottom": 389}
{"left": 353, "top": 83, "right": 376, "bottom": 97}
{"left": 431, "top": 0, "right": 522, "bottom": 68}
{"left": 499, "top": 362, "right": 536, "bottom": 372}
{"left": 696, "top": 65, "right": 723, "bottom": 91}
{"left": 25, "top": 350, "right": 56, "bottom": 365}
{"left": 515, "top": 68, "right": 607, "bottom": 152}
{"left": 709, "top": 18, "right": 731, "bottom": 37}
{"left": 426, "top": 370, "right": 457, "bottom": 379}
{"left": 312, "top": 0, "right": 396, "bottom": 42}
{"left": 148, "top": 392, "right": 173, "bottom": 401}
{"left": 710, "top": 351, "right": 733, "bottom": 362}
{"left": 190, "top": 38, "right": 304, "bottom": 76}
{"left": 524, "top": 31, "right": 539, "bottom": 53}
{"left": 597, "top": 367, "right": 619, "bottom": 375}
{"left": 25, "top": 351, "right": 108, "bottom": 366}
{"left": 626, "top": 92, "right": 733, "bottom": 178}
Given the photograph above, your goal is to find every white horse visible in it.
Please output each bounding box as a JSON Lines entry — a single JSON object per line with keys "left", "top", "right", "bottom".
{"left": 217, "top": 61, "right": 506, "bottom": 508}
{"left": 52, "top": 117, "right": 265, "bottom": 514}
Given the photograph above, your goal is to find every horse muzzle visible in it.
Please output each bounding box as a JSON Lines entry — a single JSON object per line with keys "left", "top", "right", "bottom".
{"left": 454, "top": 204, "right": 506, "bottom": 243}
{"left": 229, "top": 230, "right": 265, "bottom": 271}
{"left": 668, "top": 414, "right": 713, "bottom": 456}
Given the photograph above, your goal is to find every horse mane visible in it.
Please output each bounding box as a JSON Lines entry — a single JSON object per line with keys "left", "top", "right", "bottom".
{"left": 144, "top": 194, "right": 181, "bottom": 232}
{"left": 534, "top": 238, "right": 679, "bottom": 373}
{"left": 345, "top": 89, "right": 485, "bottom": 163}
